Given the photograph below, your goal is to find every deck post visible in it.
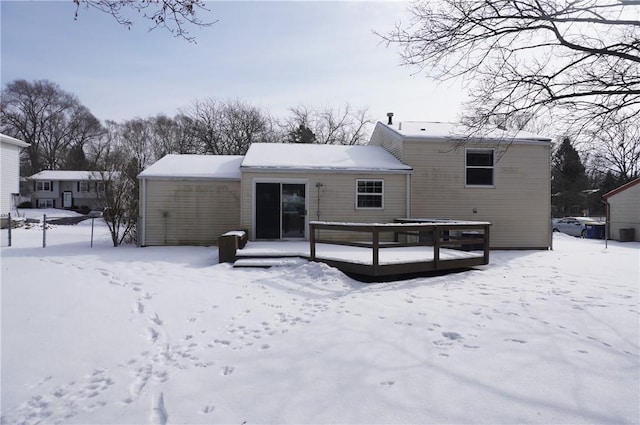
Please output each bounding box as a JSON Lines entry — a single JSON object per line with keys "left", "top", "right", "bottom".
{"left": 309, "top": 222, "right": 316, "bottom": 261}
{"left": 433, "top": 226, "right": 440, "bottom": 270}
{"left": 7, "top": 213, "right": 11, "bottom": 247}
{"left": 483, "top": 224, "right": 490, "bottom": 265}
{"left": 372, "top": 227, "right": 379, "bottom": 274}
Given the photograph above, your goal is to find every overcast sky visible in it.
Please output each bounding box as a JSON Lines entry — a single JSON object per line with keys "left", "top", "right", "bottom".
{"left": 1, "top": 1, "right": 467, "bottom": 125}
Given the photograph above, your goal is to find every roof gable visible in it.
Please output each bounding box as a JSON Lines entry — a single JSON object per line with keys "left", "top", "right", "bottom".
{"left": 602, "top": 177, "right": 640, "bottom": 199}
{"left": 241, "top": 143, "right": 412, "bottom": 172}
{"left": 1, "top": 133, "right": 30, "bottom": 148}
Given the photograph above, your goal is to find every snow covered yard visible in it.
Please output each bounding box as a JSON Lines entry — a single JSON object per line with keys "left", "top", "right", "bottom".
{"left": 1, "top": 216, "right": 639, "bottom": 424}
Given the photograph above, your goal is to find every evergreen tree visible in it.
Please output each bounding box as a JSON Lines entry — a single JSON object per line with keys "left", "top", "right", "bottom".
{"left": 288, "top": 124, "right": 316, "bottom": 144}
{"left": 551, "top": 137, "right": 589, "bottom": 216}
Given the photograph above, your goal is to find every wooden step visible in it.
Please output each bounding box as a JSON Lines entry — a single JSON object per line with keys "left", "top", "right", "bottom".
{"left": 233, "top": 257, "right": 307, "bottom": 268}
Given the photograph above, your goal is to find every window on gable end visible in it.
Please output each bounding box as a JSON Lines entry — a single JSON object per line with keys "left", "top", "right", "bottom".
{"left": 466, "top": 149, "right": 495, "bottom": 187}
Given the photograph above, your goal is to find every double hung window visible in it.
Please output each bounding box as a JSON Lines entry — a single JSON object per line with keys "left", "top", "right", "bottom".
{"left": 356, "top": 180, "right": 383, "bottom": 209}
{"left": 466, "top": 149, "right": 495, "bottom": 186}
{"left": 35, "top": 181, "right": 52, "bottom": 191}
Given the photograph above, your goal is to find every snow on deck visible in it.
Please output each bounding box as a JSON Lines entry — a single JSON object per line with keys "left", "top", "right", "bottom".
{"left": 236, "top": 241, "right": 482, "bottom": 265}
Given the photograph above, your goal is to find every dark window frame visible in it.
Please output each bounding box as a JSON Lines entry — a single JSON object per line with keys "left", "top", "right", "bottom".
{"left": 465, "top": 149, "right": 495, "bottom": 187}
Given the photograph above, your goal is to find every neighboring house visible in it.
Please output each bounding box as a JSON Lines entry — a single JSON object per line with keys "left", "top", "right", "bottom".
{"left": 602, "top": 178, "right": 640, "bottom": 242}
{"left": 0, "top": 133, "right": 30, "bottom": 216}
{"left": 28, "top": 170, "right": 111, "bottom": 211}
{"left": 138, "top": 120, "right": 552, "bottom": 249}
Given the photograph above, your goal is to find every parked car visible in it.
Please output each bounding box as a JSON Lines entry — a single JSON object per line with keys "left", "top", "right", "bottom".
{"left": 552, "top": 217, "right": 604, "bottom": 238}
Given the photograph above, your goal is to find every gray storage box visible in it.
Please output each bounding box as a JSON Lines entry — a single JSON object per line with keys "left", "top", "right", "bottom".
{"left": 619, "top": 228, "right": 636, "bottom": 242}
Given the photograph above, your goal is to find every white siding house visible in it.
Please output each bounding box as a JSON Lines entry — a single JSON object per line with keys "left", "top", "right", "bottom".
{"left": 28, "top": 170, "right": 112, "bottom": 211}
{"left": 603, "top": 178, "right": 640, "bottom": 242}
{"left": 0, "top": 133, "right": 29, "bottom": 216}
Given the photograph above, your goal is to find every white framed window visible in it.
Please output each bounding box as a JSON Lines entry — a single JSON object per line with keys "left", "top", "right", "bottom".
{"left": 35, "top": 181, "right": 52, "bottom": 191}
{"left": 37, "top": 199, "right": 54, "bottom": 208}
{"left": 466, "top": 149, "right": 495, "bottom": 187}
{"left": 79, "top": 181, "right": 89, "bottom": 192}
{"left": 96, "top": 182, "right": 106, "bottom": 193}
{"left": 356, "top": 179, "right": 384, "bottom": 209}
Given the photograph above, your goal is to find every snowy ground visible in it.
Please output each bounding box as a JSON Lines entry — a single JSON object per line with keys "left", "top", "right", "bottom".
{"left": 1, "top": 213, "right": 639, "bottom": 424}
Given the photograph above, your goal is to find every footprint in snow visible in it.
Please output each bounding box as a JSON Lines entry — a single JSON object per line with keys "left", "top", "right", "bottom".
{"left": 442, "top": 332, "right": 463, "bottom": 341}
{"left": 151, "top": 392, "right": 168, "bottom": 425}
{"left": 147, "top": 328, "right": 159, "bottom": 343}
{"left": 201, "top": 405, "right": 215, "bottom": 414}
{"left": 505, "top": 338, "right": 527, "bottom": 344}
{"left": 149, "top": 314, "right": 163, "bottom": 326}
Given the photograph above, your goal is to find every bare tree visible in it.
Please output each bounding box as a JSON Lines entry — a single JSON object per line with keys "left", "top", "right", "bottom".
{"left": 90, "top": 122, "right": 139, "bottom": 246}
{"left": 179, "top": 98, "right": 224, "bottom": 154}
{"left": 380, "top": 0, "right": 640, "bottom": 132}
{"left": 588, "top": 116, "right": 640, "bottom": 182}
{"left": 1, "top": 79, "right": 103, "bottom": 175}
{"left": 85, "top": 120, "right": 122, "bottom": 170}
{"left": 121, "top": 118, "right": 155, "bottom": 176}
{"left": 221, "top": 99, "right": 274, "bottom": 153}
{"left": 281, "top": 104, "right": 373, "bottom": 145}
{"left": 180, "top": 98, "right": 275, "bottom": 155}
{"left": 72, "top": 0, "right": 216, "bottom": 42}
{"left": 94, "top": 169, "right": 138, "bottom": 247}
{"left": 173, "top": 114, "right": 202, "bottom": 153}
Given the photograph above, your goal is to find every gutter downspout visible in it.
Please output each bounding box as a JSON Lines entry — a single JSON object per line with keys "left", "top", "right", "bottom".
{"left": 140, "top": 177, "right": 146, "bottom": 247}
{"left": 604, "top": 199, "right": 610, "bottom": 249}
{"left": 406, "top": 173, "right": 411, "bottom": 218}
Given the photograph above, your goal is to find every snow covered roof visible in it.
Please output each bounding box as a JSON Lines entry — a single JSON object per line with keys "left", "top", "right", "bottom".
{"left": 138, "top": 154, "right": 244, "bottom": 180}
{"left": 1, "top": 133, "right": 29, "bottom": 148}
{"left": 241, "top": 143, "right": 412, "bottom": 172}
{"left": 380, "top": 121, "right": 551, "bottom": 144}
{"left": 29, "top": 170, "right": 115, "bottom": 181}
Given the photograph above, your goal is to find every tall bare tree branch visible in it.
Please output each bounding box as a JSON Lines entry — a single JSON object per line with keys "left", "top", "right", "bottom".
{"left": 379, "top": 0, "right": 640, "bottom": 130}
{"left": 73, "top": 0, "right": 217, "bottom": 42}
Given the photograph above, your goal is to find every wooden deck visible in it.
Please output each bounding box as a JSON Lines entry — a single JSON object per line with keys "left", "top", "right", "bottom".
{"left": 232, "top": 220, "right": 490, "bottom": 278}
{"left": 309, "top": 221, "right": 490, "bottom": 277}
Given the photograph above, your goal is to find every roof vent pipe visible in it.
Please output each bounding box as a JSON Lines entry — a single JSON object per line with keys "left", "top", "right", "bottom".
{"left": 387, "top": 112, "right": 394, "bottom": 125}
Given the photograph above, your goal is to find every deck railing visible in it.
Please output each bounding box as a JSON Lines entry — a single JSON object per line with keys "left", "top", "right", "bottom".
{"left": 309, "top": 220, "right": 491, "bottom": 276}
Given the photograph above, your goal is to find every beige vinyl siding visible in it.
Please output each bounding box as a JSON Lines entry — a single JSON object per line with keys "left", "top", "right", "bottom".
{"left": 607, "top": 183, "right": 640, "bottom": 241}
{"left": 240, "top": 171, "right": 408, "bottom": 241}
{"left": 368, "top": 123, "right": 404, "bottom": 160}
{"left": 404, "top": 140, "right": 551, "bottom": 249}
{"left": 142, "top": 178, "right": 240, "bottom": 246}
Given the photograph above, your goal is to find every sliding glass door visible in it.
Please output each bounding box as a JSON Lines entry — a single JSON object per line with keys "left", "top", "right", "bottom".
{"left": 255, "top": 182, "right": 306, "bottom": 240}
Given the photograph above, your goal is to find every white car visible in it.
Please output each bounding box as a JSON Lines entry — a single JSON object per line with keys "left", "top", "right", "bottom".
{"left": 552, "top": 217, "right": 604, "bottom": 238}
